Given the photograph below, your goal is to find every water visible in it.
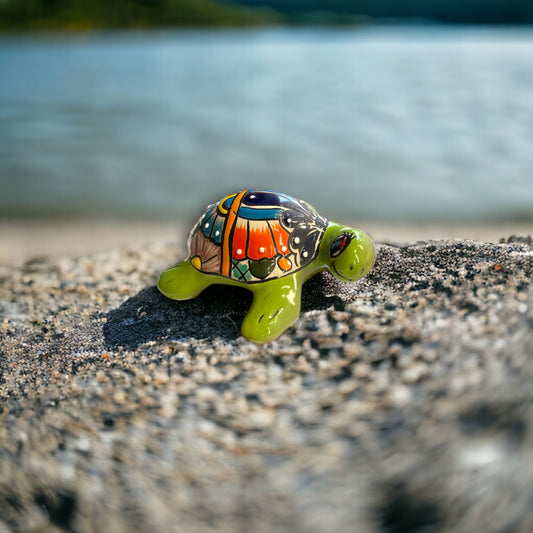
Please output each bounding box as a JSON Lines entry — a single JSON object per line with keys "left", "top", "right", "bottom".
{"left": 1, "top": 26, "right": 533, "bottom": 224}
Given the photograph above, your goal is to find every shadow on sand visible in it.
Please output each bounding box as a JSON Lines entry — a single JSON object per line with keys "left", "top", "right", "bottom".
{"left": 103, "top": 273, "right": 346, "bottom": 349}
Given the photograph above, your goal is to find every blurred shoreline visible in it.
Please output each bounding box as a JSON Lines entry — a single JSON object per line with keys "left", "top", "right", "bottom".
{"left": 1, "top": 218, "right": 531, "bottom": 266}
{"left": 3, "top": 28, "right": 533, "bottom": 227}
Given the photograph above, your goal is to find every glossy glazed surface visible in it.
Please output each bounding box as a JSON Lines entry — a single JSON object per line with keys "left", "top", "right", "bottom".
{"left": 158, "top": 190, "right": 375, "bottom": 343}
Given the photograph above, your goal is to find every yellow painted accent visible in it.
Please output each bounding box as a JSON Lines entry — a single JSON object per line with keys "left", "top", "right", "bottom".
{"left": 218, "top": 193, "right": 237, "bottom": 215}
{"left": 191, "top": 255, "right": 202, "bottom": 271}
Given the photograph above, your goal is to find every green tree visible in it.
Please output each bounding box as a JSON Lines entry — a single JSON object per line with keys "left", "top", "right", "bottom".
{"left": 0, "top": 0, "right": 278, "bottom": 31}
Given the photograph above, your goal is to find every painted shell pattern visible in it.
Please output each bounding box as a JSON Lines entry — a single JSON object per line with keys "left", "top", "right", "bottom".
{"left": 188, "top": 190, "right": 328, "bottom": 283}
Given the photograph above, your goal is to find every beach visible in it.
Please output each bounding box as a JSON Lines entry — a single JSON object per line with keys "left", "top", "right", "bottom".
{"left": 2, "top": 218, "right": 533, "bottom": 266}
{"left": 2, "top": 19, "right": 533, "bottom": 531}
{"left": 1, "top": 229, "right": 532, "bottom": 531}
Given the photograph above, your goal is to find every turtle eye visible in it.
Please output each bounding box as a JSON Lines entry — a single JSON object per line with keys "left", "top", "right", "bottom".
{"left": 330, "top": 232, "right": 353, "bottom": 258}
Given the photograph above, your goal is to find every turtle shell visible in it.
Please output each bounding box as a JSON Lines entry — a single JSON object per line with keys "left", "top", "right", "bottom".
{"left": 188, "top": 190, "right": 328, "bottom": 283}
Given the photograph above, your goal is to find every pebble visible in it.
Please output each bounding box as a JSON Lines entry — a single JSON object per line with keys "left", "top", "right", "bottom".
{"left": 402, "top": 363, "right": 429, "bottom": 384}
{"left": 387, "top": 384, "right": 412, "bottom": 406}
{"left": 247, "top": 408, "right": 275, "bottom": 430}
{"left": 343, "top": 342, "right": 362, "bottom": 360}
{"left": 352, "top": 362, "right": 371, "bottom": 379}
{"left": 195, "top": 387, "right": 217, "bottom": 401}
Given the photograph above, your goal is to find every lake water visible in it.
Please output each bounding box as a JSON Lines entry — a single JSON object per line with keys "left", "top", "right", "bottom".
{"left": 1, "top": 26, "right": 533, "bottom": 224}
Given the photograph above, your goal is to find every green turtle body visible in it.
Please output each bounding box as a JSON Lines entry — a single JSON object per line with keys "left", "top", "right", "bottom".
{"left": 158, "top": 190, "right": 375, "bottom": 344}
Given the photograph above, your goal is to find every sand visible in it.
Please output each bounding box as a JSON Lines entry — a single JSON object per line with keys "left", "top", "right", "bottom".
{"left": 0, "top": 228, "right": 532, "bottom": 532}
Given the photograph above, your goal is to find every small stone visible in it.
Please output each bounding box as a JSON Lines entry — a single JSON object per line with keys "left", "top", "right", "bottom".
{"left": 154, "top": 369, "right": 169, "bottom": 385}
{"left": 313, "top": 335, "right": 344, "bottom": 349}
{"left": 160, "top": 392, "right": 179, "bottom": 418}
{"left": 330, "top": 310, "right": 350, "bottom": 322}
{"left": 402, "top": 363, "right": 428, "bottom": 384}
{"left": 74, "top": 435, "right": 91, "bottom": 454}
{"left": 293, "top": 355, "right": 313, "bottom": 373}
{"left": 113, "top": 390, "right": 127, "bottom": 404}
{"left": 334, "top": 321, "right": 350, "bottom": 335}
{"left": 247, "top": 408, "right": 275, "bottom": 430}
{"left": 387, "top": 385, "right": 412, "bottom": 406}
{"left": 175, "top": 379, "right": 196, "bottom": 395}
{"left": 343, "top": 342, "right": 362, "bottom": 360}
{"left": 338, "top": 379, "right": 358, "bottom": 395}
{"left": 195, "top": 387, "right": 217, "bottom": 401}
{"left": 295, "top": 403, "right": 319, "bottom": 425}
{"left": 352, "top": 363, "right": 371, "bottom": 379}
{"left": 277, "top": 346, "right": 303, "bottom": 356}
{"left": 69, "top": 381, "right": 81, "bottom": 395}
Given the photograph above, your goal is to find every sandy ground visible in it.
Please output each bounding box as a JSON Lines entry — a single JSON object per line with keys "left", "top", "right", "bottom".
{"left": 0, "top": 231, "right": 532, "bottom": 532}
{"left": 1, "top": 218, "right": 532, "bottom": 265}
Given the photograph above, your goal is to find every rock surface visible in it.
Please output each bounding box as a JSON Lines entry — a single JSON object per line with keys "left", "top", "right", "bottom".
{"left": 1, "top": 238, "right": 532, "bottom": 532}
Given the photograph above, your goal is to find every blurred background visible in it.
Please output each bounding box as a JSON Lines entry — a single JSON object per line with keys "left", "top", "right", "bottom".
{"left": 1, "top": 0, "right": 532, "bottom": 263}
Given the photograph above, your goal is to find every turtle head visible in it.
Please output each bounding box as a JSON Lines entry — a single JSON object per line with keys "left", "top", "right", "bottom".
{"left": 324, "top": 225, "right": 375, "bottom": 282}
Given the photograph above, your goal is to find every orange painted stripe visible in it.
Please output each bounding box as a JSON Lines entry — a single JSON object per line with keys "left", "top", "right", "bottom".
{"left": 270, "top": 221, "right": 290, "bottom": 255}
{"left": 221, "top": 190, "right": 247, "bottom": 276}
{"left": 232, "top": 219, "right": 248, "bottom": 260}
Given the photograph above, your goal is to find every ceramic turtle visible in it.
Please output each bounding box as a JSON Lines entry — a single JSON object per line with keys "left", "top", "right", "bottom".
{"left": 158, "top": 190, "right": 375, "bottom": 344}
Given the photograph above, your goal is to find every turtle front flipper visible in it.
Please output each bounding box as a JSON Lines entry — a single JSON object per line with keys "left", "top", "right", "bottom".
{"left": 241, "top": 276, "right": 302, "bottom": 344}
{"left": 158, "top": 260, "right": 213, "bottom": 300}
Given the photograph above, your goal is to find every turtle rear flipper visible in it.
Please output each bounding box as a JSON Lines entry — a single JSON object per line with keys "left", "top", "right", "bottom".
{"left": 241, "top": 276, "right": 301, "bottom": 344}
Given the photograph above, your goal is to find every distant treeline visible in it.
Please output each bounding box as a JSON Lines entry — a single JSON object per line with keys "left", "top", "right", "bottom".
{"left": 0, "top": 0, "right": 278, "bottom": 31}
{"left": 233, "top": 0, "right": 533, "bottom": 24}
{"left": 1, "top": 0, "right": 532, "bottom": 31}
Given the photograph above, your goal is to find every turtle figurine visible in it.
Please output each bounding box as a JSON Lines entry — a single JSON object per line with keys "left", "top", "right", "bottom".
{"left": 158, "top": 190, "right": 375, "bottom": 344}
